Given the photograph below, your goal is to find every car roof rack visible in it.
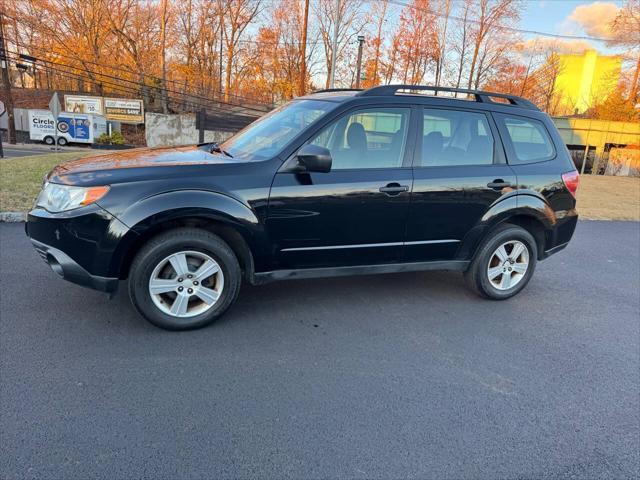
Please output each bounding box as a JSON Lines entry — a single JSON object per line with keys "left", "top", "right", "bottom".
{"left": 312, "top": 88, "right": 363, "bottom": 94}
{"left": 357, "top": 84, "right": 539, "bottom": 110}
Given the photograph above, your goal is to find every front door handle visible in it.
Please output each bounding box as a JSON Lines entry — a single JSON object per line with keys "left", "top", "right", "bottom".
{"left": 379, "top": 183, "right": 409, "bottom": 195}
{"left": 487, "top": 179, "right": 512, "bottom": 190}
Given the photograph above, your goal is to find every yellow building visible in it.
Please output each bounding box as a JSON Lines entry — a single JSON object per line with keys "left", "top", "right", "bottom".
{"left": 552, "top": 50, "right": 622, "bottom": 115}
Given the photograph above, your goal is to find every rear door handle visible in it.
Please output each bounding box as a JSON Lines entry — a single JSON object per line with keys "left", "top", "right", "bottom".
{"left": 379, "top": 183, "right": 409, "bottom": 195}
{"left": 487, "top": 180, "right": 512, "bottom": 190}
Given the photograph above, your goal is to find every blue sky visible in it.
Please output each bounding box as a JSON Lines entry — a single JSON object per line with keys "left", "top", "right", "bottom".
{"left": 520, "top": 0, "right": 623, "bottom": 52}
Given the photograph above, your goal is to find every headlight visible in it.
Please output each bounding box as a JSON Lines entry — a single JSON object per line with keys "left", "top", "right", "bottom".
{"left": 35, "top": 182, "right": 110, "bottom": 213}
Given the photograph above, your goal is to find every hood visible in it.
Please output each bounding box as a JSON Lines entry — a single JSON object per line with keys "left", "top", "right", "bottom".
{"left": 48, "top": 145, "right": 238, "bottom": 186}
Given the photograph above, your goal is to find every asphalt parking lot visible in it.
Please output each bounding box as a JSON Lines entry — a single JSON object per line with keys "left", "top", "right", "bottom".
{"left": 1, "top": 220, "right": 638, "bottom": 479}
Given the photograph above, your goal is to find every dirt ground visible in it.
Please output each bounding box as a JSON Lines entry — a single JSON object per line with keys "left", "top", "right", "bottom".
{"left": 577, "top": 175, "right": 640, "bottom": 221}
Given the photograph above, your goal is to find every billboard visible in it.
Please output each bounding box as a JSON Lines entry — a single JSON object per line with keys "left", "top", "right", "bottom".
{"left": 104, "top": 97, "right": 144, "bottom": 123}
{"left": 64, "top": 95, "right": 104, "bottom": 115}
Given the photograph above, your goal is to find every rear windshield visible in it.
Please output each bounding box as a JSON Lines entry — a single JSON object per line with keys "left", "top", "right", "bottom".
{"left": 497, "top": 114, "right": 556, "bottom": 164}
{"left": 221, "top": 100, "right": 336, "bottom": 161}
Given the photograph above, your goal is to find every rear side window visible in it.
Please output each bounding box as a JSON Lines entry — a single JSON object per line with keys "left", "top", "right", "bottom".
{"left": 420, "top": 108, "right": 494, "bottom": 167}
{"left": 498, "top": 115, "right": 555, "bottom": 164}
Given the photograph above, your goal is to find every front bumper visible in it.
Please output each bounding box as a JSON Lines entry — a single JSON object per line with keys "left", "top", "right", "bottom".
{"left": 26, "top": 204, "right": 132, "bottom": 293}
{"left": 30, "top": 238, "right": 119, "bottom": 293}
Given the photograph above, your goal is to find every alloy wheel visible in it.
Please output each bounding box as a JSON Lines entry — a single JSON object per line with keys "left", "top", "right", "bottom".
{"left": 486, "top": 240, "right": 529, "bottom": 291}
{"left": 148, "top": 250, "right": 224, "bottom": 318}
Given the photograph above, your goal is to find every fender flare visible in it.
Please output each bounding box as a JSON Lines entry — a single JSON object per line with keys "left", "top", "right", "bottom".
{"left": 106, "top": 190, "right": 265, "bottom": 278}
{"left": 457, "top": 193, "right": 556, "bottom": 260}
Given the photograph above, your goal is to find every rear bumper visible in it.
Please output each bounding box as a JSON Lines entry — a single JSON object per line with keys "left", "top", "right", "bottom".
{"left": 30, "top": 238, "right": 119, "bottom": 293}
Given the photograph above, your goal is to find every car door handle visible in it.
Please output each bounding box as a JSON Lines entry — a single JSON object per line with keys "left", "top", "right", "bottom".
{"left": 487, "top": 180, "right": 512, "bottom": 190}
{"left": 379, "top": 183, "right": 409, "bottom": 195}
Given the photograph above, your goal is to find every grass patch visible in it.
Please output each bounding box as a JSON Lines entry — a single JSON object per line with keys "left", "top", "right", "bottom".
{"left": 1, "top": 153, "right": 639, "bottom": 221}
{"left": 0, "top": 152, "right": 95, "bottom": 211}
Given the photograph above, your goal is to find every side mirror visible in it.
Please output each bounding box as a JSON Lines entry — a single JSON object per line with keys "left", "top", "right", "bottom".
{"left": 296, "top": 145, "right": 332, "bottom": 173}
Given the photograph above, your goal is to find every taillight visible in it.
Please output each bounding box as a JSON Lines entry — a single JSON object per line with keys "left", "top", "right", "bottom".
{"left": 562, "top": 170, "right": 580, "bottom": 198}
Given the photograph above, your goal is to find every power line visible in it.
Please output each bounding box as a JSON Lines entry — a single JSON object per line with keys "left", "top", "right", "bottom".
{"left": 4, "top": 48, "right": 270, "bottom": 115}
{"left": 384, "top": 0, "right": 614, "bottom": 43}
{"left": 5, "top": 53, "right": 264, "bottom": 117}
{"left": 7, "top": 38, "right": 271, "bottom": 109}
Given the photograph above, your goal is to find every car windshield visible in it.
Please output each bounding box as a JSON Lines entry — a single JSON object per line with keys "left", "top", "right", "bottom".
{"left": 220, "top": 100, "right": 336, "bottom": 161}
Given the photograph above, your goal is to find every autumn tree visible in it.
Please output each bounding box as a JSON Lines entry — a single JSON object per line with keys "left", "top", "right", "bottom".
{"left": 360, "top": 0, "right": 389, "bottom": 88}
{"left": 392, "top": 0, "right": 438, "bottom": 85}
{"left": 607, "top": 0, "right": 640, "bottom": 101}
{"left": 588, "top": 85, "right": 640, "bottom": 121}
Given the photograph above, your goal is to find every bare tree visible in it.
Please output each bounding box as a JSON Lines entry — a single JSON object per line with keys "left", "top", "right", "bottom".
{"left": 466, "top": 0, "right": 520, "bottom": 89}
{"left": 452, "top": 0, "right": 472, "bottom": 89}
{"left": 607, "top": 0, "right": 640, "bottom": 101}
{"left": 314, "top": 0, "right": 367, "bottom": 89}
{"left": 222, "top": 0, "right": 261, "bottom": 101}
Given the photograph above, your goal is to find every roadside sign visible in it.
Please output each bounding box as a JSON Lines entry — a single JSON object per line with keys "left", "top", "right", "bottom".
{"left": 49, "top": 92, "right": 62, "bottom": 120}
{"left": 103, "top": 97, "right": 144, "bottom": 124}
{"left": 64, "top": 95, "right": 104, "bottom": 115}
{"left": 49, "top": 92, "right": 62, "bottom": 150}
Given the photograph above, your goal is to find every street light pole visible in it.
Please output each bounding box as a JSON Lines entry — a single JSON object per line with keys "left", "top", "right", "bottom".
{"left": 355, "top": 35, "right": 365, "bottom": 89}
{"left": 328, "top": 0, "right": 340, "bottom": 89}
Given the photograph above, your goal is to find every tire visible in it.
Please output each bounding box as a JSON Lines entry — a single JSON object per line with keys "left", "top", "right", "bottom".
{"left": 464, "top": 223, "right": 538, "bottom": 300}
{"left": 128, "top": 228, "right": 242, "bottom": 330}
{"left": 43, "top": 136, "right": 55, "bottom": 145}
{"left": 57, "top": 137, "right": 68, "bottom": 146}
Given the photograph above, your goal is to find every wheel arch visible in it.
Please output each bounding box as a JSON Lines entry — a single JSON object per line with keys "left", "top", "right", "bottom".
{"left": 107, "top": 190, "right": 265, "bottom": 282}
{"left": 458, "top": 194, "right": 556, "bottom": 261}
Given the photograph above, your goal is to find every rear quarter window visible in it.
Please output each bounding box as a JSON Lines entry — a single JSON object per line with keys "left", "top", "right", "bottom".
{"left": 496, "top": 114, "right": 556, "bottom": 164}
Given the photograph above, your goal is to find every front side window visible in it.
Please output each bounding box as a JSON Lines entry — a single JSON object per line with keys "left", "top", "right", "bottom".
{"left": 309, "top": 108, "right": 410, "bottom": 169}
{"left": 221, "top": 100, "right": 335, "bottom": 161}
{"left": 420, "top": 108, "right": 495, "bottom": 166}
{"left": 499, "top": 115, "right": 555, "bottom": 164}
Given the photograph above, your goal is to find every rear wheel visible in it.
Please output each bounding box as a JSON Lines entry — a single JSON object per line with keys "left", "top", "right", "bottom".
{"left": 57, "top": 137, "right": 68, "bottom": 146}
{"left": 464, "top": 224, "right": 537, "bottom": 300}
{"left": 43, "top": 136, "right": 55, "bottom": 145}
{"left": 128, "top": 228, "right": 241, "bottom": 330}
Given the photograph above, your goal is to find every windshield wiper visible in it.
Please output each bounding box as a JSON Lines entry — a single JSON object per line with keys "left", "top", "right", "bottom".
{"left": 210, "top": 143, "right": 233, "bottom": 158}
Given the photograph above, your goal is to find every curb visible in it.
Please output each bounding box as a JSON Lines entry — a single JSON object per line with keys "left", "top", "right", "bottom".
{"left": 0, "top": 212, "right": 27, "bottom": 222}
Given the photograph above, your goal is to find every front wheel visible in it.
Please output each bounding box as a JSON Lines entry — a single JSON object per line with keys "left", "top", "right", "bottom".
{"left": 128, "top": 228, "right": 241, "bottom": 330}
{"left": 57, "top": 137, "right": 68, "bottom": 146}
{"left": 43, "top": 136, "right": 55, "bottom": 145}
{"left": 464, "top": 224, "right": 538, "bottom": 300}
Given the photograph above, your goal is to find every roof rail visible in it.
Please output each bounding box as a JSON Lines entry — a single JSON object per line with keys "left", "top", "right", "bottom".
{"left": 357, "top": 84, "right": 539, "bottom": 110}
{"left": 312, "top": 88, "right": 363, "bottom": 94}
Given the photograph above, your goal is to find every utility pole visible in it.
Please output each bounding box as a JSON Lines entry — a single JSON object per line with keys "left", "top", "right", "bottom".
{"left": 328, "top": 0, "right": 340, "bottom": 89}
{"left": 0, "top": 13, "right": 16, "bottom": 144}
{"left": 355, "top": 35, "right": 364, "bottom": 89}
{"left": 298, "top": 0, "right": 310, "bottom": 97}
{"left": 219, "top": 8, "right": 224, "bottom": 100}
{"left": 159, "top": 0, "right": 169, "bottom": 114}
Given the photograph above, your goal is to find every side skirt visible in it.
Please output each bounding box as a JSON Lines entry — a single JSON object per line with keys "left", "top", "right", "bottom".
{"left": 251, "top": 260, "right": 470, "bottom": 285}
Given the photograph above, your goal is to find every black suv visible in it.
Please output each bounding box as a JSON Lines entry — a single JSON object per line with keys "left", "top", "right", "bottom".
{"left": 26, "top": 85, "right": 579, "bottom": 330}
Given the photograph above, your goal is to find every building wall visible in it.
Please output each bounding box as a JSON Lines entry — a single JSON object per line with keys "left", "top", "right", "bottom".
{"left": 553, "top": 50, "right": 622, "bottom": 115}
{"left": 144, "top": 113, "right": 231, "bottom": 147}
